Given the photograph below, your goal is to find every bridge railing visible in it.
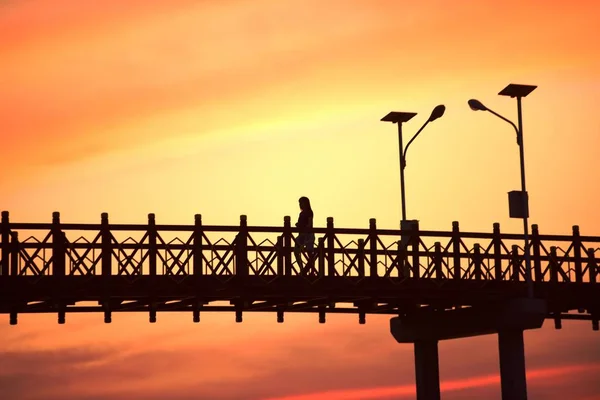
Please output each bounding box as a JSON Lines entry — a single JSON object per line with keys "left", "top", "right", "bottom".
{"left": 1, "top": 211, "right": 599, "bottom": 285}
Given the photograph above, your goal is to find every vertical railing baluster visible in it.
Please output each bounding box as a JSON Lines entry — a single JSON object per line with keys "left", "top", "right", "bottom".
{"left": 511, "top": 245, "right": 520, "bottom": 281}
{"left": 493, "top": 223, "right": 502, "bottom": 280}
{"left": 236, "top": 215, "right": 248, "bottom": 277}
{"left": 357, "top": 239, "right": 365, "bottom": 277}
{"left": 434, "top": 242, "right": 442, "bottom": 279}
{"left": 411, "top": 221, "right": 420, "bottom": 279}
{"left": 276, "top": 236, "right": 284, "bottom": 276}
{"left": 10, "top": 232, "right": 19, "bottom": 276}
{"left": 327, "top": 217, "right": 335, "bottom": 277}
{"left": 549, "top": 246, "right": 558, "bottom": 283}
{"left": 148, "top": 213, "right": 157, "bottom": 276}
{"left": 52, "top": 212, "right": 65, "bottom": 277}
{"left": 101, "top": 213, "right": 112, "bottom": 276}
{"left": 473, "top": 243, "right": 482, "bottom": 280}
{"left": 531, "top": 224, "right": 542, "bottom": 282}
{"left": 283, "top": 216, "right": 292, "bottom": 275}
{"left": 1, "top": 211, "right": 9, "bottom": 276}
{"left": 193, "top": 214, "right": 203, "bottom": 276}
{"left": 572, "top": 225, "right": 583, "bottom": 283}
{"left": 588, "top": 248, "right": 597, "bottom": 284}
{"left": 452, "top": 221, "right": 461, "bottom": 280}
{"left": 369, "top": 218, "right": 378, "bottom": 277}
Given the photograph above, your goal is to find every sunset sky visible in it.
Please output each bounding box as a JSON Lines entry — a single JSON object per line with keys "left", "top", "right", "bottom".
{"left": 1, "top": 0, "right": 600, "bottom": 399}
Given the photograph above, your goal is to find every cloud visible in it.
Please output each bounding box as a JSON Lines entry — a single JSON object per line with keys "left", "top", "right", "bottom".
{"left": 0, "top": 347, "right": 116, "bottom": 400}
{"left": 0, "top": 318, "right": 598, "bottom": 400}
{"left": 3, "top": 0, "right": 598, "bottom": 178}
{"left": 0, "top": 0, "right": 393, "bottom": 173}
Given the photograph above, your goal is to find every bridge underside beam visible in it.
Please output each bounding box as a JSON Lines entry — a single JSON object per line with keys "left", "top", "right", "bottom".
{"left": 0, "top": 276, "right": 596, "bottom": 306}
{"left": 0, "top": 300, "right": 591, "bottom": 321}
{"left": 0, "top": 276, "right": 595, "bottom": 328}
{"left": 390, "top": 298, "right": 547, "bottom": 342}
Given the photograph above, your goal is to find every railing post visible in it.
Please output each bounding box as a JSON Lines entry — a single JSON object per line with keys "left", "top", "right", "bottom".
{"left": 473, "top": 243, "right": 482, "bottom": 280}
{"left": 193, "top": 214, "right": 203, "bottom": 276}
{"left": 531, "top": 224, "right": 542, "bottom": 282}
{"left": 236, "top": 215, "right": 248, "bottom": 277}
{"left": 318, "top": 237, "right": 325, "bottom": 277}
{"left": 572, "top": 225, "right": 583, "bottom": 283}
{"left": 452, "top": 221, "right": 461, "bottom": 280}
{"left": 411, "top": 221, "right": 420, "bottom": 279}
{"left": 327, "top": 217, "right": 335, "bottom": 277}
{"left": 588, "top": 248, "right": 597, "bottom": 284}
{"left": 52, "top": 212, "right": 65, "bottom": 276}
{"left": 100, "top": 213, "right": 112, "bottom": 321}
{"left": 10, "top": 232, "right": 19, "bottom": 276}
{"left": 148, "top": 213, "right": 157, "bottom": 276}
{"left": 511, "top": 245, "right": 520, "bottom": 282}
{"left": 283, "top": 216, "right": 292, "bottom": 275}
{"left": 101, "top": 213, "right": 112, "bottom": 276}
{"left": 549, "top": 246, "right": 558, "bottom": 283}
{"left": 493, "top": 223, "right": 502, "bottom": 280}
{"left": 1, "top": 211, "right": 9, "bottom": 276}
{"left": 357, "top": 239, "right": 365, "bottom": 277}
{"left": 434, "top": 242, "right": 442, "bottom": 279}
{"left": 369, "top": 218, "right": 378, "bottom": 277}
{"left": 550, "top": 246, "right": 563, "bottom": 327}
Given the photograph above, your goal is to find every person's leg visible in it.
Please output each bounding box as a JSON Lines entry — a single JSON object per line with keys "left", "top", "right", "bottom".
{"left": 294, "top": 235, "right": 305, "bottom": 269}
{"left": 306, "top": 234, "right": 315, "bottom": 252}
{"left": 305, "top": 234, "right": 315, "bottom": 273}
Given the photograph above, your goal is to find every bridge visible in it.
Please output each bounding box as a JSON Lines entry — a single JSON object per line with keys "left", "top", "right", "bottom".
{"left": 1, "top": 210, "right": 599, "bottom": 400}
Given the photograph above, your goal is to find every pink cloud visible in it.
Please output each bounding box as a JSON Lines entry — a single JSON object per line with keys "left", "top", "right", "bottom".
{"left": 262, "top": 363, "right": 600, "bottom": 400}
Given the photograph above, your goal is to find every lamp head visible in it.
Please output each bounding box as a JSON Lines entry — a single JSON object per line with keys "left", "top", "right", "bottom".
{"left": 428, "top": 105, "right": 445, "bottom": 122}
{"left": 468, "top": 99, "right": 487, "bottom": 111}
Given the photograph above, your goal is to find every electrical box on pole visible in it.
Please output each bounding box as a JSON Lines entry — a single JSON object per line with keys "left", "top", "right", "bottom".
{"left": 508, "top": 190, "right": 529, "bottom": 219}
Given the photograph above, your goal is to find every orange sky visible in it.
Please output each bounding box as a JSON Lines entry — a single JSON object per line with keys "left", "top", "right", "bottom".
{"left": 1, "top": 0, "right": 600, "bottom": 399}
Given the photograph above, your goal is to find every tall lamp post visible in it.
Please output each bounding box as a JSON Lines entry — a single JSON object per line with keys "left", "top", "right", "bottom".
{"left": 381, "top": 105, "right": 446, "bottom": 223}
{"left": 468, "top": 83, "right": 537, "bottom": 298}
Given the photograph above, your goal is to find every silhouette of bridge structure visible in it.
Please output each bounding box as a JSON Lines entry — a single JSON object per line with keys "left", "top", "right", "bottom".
{"left": 1, "top": 210, "right": 599, "bottom": 400}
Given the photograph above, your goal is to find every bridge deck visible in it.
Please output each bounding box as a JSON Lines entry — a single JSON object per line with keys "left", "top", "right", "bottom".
{"left": 1, "top": 211, "right": 599, "bottom": 328}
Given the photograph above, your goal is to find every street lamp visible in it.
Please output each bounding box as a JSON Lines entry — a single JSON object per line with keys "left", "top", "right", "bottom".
{"left": 381, "top": 105, "right": 446, "bottom": 222}
{"left": 468, "top": 83, "right": 537, "bottom": 298}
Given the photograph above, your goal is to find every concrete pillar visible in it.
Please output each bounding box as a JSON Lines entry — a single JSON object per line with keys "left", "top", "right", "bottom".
{"left": 498, "top": 329, "right": 528, "bottom": 400}
{"left": 390, "top": 299, "right": 546, "bottom": 400}
{"left": 414, "top": 340, "right": 441, "bottom": 400}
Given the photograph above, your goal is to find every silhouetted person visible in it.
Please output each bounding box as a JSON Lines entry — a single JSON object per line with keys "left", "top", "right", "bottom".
{"left": 294, "top": 196, "right": 314, "bottom": 269}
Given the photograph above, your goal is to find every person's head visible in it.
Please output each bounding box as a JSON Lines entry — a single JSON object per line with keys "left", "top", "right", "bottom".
{"left": 298, "top": 196, "right": 311, "bottom": 211}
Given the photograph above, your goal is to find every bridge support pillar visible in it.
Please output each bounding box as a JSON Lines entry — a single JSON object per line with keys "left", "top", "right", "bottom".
{"left": 498, "top": 329, "right": 527, "bottom": 400}
{"left": 390, "top": 298, "right": 546, "bottom": 400}
{"left": 414, "top": 340, "right": 440, "bottom": 400}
